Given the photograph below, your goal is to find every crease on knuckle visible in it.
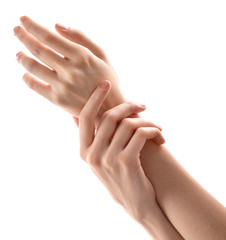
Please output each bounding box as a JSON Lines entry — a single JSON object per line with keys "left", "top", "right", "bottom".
{"left": 26, "top": 59, "right": 37, "bottom": 72}
{"left": 32, "top": 44, "right": 42, "bottom": 56}
{"left": 42, "top": 32, "right": 54, "bottom": 43}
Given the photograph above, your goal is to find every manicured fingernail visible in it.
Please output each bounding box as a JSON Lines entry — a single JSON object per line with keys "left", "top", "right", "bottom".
{"left": 56, "top": 23, "right": 68, "bottom": 31}
{"left": 16, "top": 51, "right": 21, "bottom": 61}
{"left": 20, "top": 16, "right": 26, "bottom": 24}
{"left": 13, "top": 26, "right": 20, "bottom": 35}
{"left": 99, "top": 81, "right": 110, "bottom": 89}
{"left": 137, "top": 104, "right": 146, "bottom": 108}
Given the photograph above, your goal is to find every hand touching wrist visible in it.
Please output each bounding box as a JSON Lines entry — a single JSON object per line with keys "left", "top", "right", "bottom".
{"left": 73, "top": 80, "right": 169, "bottom": 236}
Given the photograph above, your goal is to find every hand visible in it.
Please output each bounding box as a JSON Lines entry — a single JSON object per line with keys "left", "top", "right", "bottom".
{"left": 14, "top": 16, "right": 125, "bottom": 117}
{"left": 74, "top": 80, "right": 165, "bottom": 222}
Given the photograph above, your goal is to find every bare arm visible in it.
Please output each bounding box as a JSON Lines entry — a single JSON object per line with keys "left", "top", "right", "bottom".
{"left": 74, "top": 81, "right": 184, "bottom": 240}
{"left": 14, "top": 16, "right": 226, "bottom": 239}
{"left": 140, "top": 141, "right": 226, "bottom": 239}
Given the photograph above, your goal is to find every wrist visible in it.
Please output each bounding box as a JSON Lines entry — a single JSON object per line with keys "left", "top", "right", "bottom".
{"left": 96, "top": 85, "right": 126, "bottom": 123}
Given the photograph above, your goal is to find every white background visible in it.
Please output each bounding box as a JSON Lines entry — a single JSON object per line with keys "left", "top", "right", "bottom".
{"left": 0, "top": 0, "right": 226, "bottom": 239}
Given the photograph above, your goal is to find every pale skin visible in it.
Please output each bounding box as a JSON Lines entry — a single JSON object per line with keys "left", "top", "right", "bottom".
{"left": 74, "top": 80, "right": 183, "bottom": 240}
{"left": 14, "top": 16, "right": 226, "bottom": 239}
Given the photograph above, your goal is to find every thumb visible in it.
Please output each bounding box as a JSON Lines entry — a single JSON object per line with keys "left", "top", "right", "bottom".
{"left": 72, "top": 116, "right": 79, "bottom": 128}
{"left": 55, "top": 23, "right": 107, "bottom": 61}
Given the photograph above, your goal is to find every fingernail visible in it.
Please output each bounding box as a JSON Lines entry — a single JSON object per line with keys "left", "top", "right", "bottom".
{"left": 137, "top": 104, "right": 146, "bottom": 108}
{"left": 99, "top": 81, "right": 110, "bottom": 89}
{"left": 56, "top": 23, "right": 68, "bottom": 31}
{"left": 20, "top": 16, "right": 26, "bottom": 24}
{"left": 13, "top": 26, "right": 20, "bottom": 35}
{"left": 16, "top": 51, "right": 21, "bottom": 61}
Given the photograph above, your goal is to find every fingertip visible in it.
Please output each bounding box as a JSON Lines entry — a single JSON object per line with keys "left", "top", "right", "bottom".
{"left": 98, "top": 80, "right": 111, "bottom": 90}
{"left": 20, "top": 15, "right": 29, "bottom": 24}
{"left": 55, "top": 23, "right": 68, "bottom": 32}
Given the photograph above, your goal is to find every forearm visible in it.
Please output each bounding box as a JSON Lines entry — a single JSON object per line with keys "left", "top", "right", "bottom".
{"left": 95, "top": 88, "right": 226, "bottom": 239}
{"left": 140, "top": 141, "right": 226, "bottom": 239}
{"left": 139, "top": 202, "right": 184, "bottom": 240}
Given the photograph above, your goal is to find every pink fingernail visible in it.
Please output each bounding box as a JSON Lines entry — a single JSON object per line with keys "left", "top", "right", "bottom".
{"left": 13, "top": 26, "right": 20, "bottom": 35}
{"left": 99, "top": 81, "right": 110, "bottom": 89}
{"left": 20, "top": 16, "right": 27, "bottom": 22}
{"left": 56, "top": 23, "right": 68, "bottom": 31}
{"left": 16, "top": 51, "right": 21, "bottom": 61}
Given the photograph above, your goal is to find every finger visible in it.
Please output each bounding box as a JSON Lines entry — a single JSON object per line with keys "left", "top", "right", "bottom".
{"left": 16, "top": 51, "right": 56, "bottom": 84}
{"left": 79, "top": 80, "right": 111, "bottom": 151}
{"left": 109, "top": 118, "right": 163, "bottom": 150}
{"left": 22, "top": 73, "right": 52, "bottom": 101}
{"left": 73, "top": 116, "right": 79, "bottom": 128}
{"left": 14, "top": 25, "right": 65, "bottom": 70}
{"left": 125, "top": 127, "right": 165, "bottom": 155}
{"left": 55, "top": 24, "right": 107, "bottom": 61}
{"left": 92, "top": 103, "right": 146, "bottom": 149}
{"left": 20, "top": 16, "right": 80, "bottom": 59}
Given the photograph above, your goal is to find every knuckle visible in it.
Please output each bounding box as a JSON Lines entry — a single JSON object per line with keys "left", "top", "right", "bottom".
{"left": 76, "top": 52, "right": 91, "bottom": 68}
{"left": 121, "top": 118, "right": 133, "bottom": 129}
{"left": 87, "top": 151, "right": 100, "bottom": 167}
{"left": 26, "top": 59, "right": 37, "bottom": 72}
{"left": 32, "top": 44, "right": 42, "bottom": 56}
{"left": 42, "top": 32, "right": 54, "bottom": 43}
{"left": 102, "top": 110, "right": 116, "bottom": 124}
{"left": 135, "top": 128, "right": 146, "bottom": 137}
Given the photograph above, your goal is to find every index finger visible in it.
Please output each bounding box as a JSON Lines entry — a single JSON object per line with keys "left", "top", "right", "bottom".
{"left": 79, "top": 80, "right": 111, "bottom": 151}
{"left": 20, "top": 16, "right": 80, "bottom": 58}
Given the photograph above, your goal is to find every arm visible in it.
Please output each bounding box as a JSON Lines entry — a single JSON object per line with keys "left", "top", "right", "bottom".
{"left": 75, "top": 80, "right": 183, "bottom": 240}
{"left": 14, "top": 16, "right": 226, "bottom": 239}
{"left": 140, "top": 141, "right": 226, "bottom": 240}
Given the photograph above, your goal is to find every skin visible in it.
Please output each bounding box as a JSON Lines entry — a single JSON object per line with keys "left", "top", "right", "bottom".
{"left": 75, "top": 80, "right": 183, "bottom": 240}
{"left": 14, "top": 16, "right": 125, "bottom": 118}
{"left": 14, "top": 16, "right": 226, "bottom": 239}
